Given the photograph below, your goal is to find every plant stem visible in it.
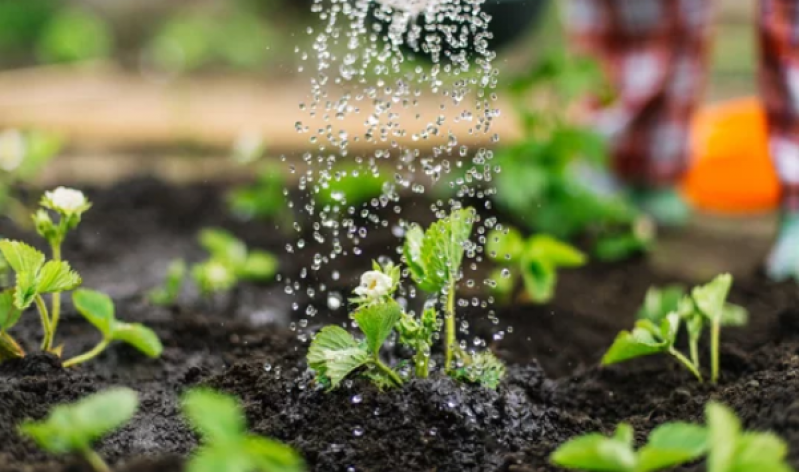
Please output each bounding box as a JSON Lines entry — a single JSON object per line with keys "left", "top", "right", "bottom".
{"left": 83, "top": 449, "right": 111, "bottom": 472}
{"left": 63, "top": 339, "right": 110, "bottom": 368}
{"left": 35, "top": 295, "right": 52, "bottom": 351}
{"left": 414, "top": 343, "right": 430, "bottom": 379}
{"left": 45, "top": 243, "right": 62, "bottom": 352}
{"left": 374, "top": 356, "right": 403, "bottom": 387}
{"left": 710, "top": 320, "right": 720, "bottom": 384}
{"left": 689, "top": 336, "right": 700, "bottom": 369}
{"left": 444, "top": 279, "right": 456, "bottom": 372}
{"left": 0, "top": 331, "right": 24, "bottom": 360}
{"left": 668, "top": 347, "right": 703, "bottom": 383}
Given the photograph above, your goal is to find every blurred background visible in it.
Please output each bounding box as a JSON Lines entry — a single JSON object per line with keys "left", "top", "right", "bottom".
{"left": 0, "top": 0, "right": 777, "bottom": 278}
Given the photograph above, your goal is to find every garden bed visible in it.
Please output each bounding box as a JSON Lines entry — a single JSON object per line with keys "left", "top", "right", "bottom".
{"left": 1, "top": 177, "right": 798, "bottom": 472}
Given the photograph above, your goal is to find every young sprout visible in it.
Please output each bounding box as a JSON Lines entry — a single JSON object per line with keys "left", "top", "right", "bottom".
{"left": 191, "top": 228, "right": 278, "bottom": 297}
{"left": 19, "top": 387, "right": 139, "bottom": 472}
{"left": 182, "top": 388, "right": 305, "bottom": 472}
{"left": 450, "top": 351, "right": 506, "bottom": 390}
{"left": 0, "top": 289, "right": 24, "bottom": 360}
{"left": 705, "top": 402, "right": 794, "bottom": 472}
{"left": 404, "top": 207, "right": 474, "bottom": 372}
{"left": 487, "top": 227, "right": 586, "bottom": 303}
{"left": 550, "top": 422, "right": 707, "bottom": 472}
{"left": 0, "top": 239, "right": 82, "bottom": 353}
{"left": 397, "top": 306, "right": 440, "bottom": 379}
{"left": 63, "top": 289, "right": 163, "bottom": 368}
{"left": 602, "top": 274, "right": 747, "bottom": 383}
{"left": 147, "top": 258, "right": 186, "bottom": 306}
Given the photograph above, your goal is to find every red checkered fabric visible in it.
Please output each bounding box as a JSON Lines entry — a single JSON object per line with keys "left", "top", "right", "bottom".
{"left": 565, "top": 0, "right": 799, "bottom": 210}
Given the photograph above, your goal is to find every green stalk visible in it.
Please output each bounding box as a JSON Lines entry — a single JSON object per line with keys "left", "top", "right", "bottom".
{"left": 689, "top": 336, "right": 700, "bottom": 369}
{"left": 45, "top": 242, "right": 62, "bottom": 352}
{"left": 414, "top": 342, "right": 430, "bottom": 379}
{"left": 63, "top": 339, "right": 110, "bottom": 368}
{"left": 444, "top": 279, "right": 456, "bottom": 372}
{"left": 374, "top": 356, "right": 403, "bottom": 387}
{"left": 0, "top": 331, "right": 24, "bottom": 360}
{"left": 82, "top": 448, "right": 110, "bottom": 472}
{"left": 710, "top": 320, "right": 720, "bottom": 384}
{"left": 668, "top": 347, "right": 703, "bottom": 383}
{"left": 35, "top": 295, "right": 53, "bottom": 351}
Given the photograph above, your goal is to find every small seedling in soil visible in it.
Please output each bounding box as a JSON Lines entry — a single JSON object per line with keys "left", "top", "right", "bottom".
{"left": 63, "top": 289, "right": 163, "bottom": 368}
{"left": 190, "top": 227, "right": 278, "bottom": 296}
{"left": 19, "top": 387, "right": 138, "bottom": 472}
{"left": 705, "top": 402, "right": 795, "bottom": 472}
{"left": 403, "top": 207, "right": 475, "bottom": 372}
{"left": 182, "top": 388, "right": 305, "bottom": 472}
{"left": 486, "top": 226, "right": 586, "bottom": 303}
{"left": 602, "top": 274, "right": 747, "bottom": 383}
{"left": 147, "top": 258, "right": 187, "bottom": 306}
{"left": 550, "top": 422, "right": 707, "bottom": 472}
{"left": 309, "top": 262, "right": 404, "bottom": 389}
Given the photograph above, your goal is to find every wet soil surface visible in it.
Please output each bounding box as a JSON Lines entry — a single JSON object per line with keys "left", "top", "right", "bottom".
{"left": 1, "top": 178, "right": 798, "bottom": 472}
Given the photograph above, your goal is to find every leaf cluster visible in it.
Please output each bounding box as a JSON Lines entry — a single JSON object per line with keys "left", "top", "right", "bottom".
{"left": 551, "top": 402, "right": 794, "bottom": 472}
{"left": 182, "top": 389, "right": 304, "bottom": 472}
{"left": 451, "top": 351, "right": 506, "bottom": 390}
{"left": 190, "top": 228, "right": 279, "bottom": 297}
{"left": 0, "top": 240, "right": 81, "bottom": 309}
{"left": 487, "top": 227, "right": 585, "bottom": 303}
{"left": 602, "top": 274, "right": 747, "bottom": 383}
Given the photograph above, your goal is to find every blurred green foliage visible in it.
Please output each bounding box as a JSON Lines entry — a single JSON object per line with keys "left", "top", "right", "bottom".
{"left": 37, "top": 8, "right": 113, "bottom": 64}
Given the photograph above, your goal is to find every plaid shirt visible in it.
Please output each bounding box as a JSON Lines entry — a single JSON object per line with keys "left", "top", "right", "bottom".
{"left": 565, "top": 0, "right": 799, "bottom": 211}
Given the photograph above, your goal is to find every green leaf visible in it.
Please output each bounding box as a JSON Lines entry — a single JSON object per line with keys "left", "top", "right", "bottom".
{"left": 638, "top": 422, "right": 708, "bottom": 472}
{"left": 37, "top": 260, "right": 82, "bottom": 293}
{"left": 0, "top": 289, "right": 22, "bottom": 330}
{"left": 182, "top": 389, "right": 245, "bottom": 444}
{"left": 352, "top": 300, "right": 402, "bottom": 355}
{"left": 692, "top": 274, "right": 733, "bottom": 322}
{"left": 735, "top": 432, "right": 788, "bottom": 467}
{"left": 73, "top": 289, "right": 116, "bottom": 337}
{"left": 526, "top": 235, "right": 586, "bottom": 268}
{"left": 148, "top": 259, "right": 186, "bottom": 306}
{"left": 720, "top": 303, "right": 748, "bottom": 327}
{"left": 550, "top": 427, "right": 637, "bottom": 472}
{"left": 111, "top": 322, "right": 163, "bottom": 358}
{"left": 245, "top": 436, "right": 306, "bottom": 472}
{"left": 199, "top": 228, "right": 248, "bottom": 265}
{"left": 409, "top": 208, "right": 475, "bottom": 294}
{"left": 307, "top": 326, "right": 369, "bottom": 389}
{"left": 486, "top": 228, "right": 524, "bottom": 263}
{"left": 14, "top": 270, "right": 39, "bottom": 309}
{"left": 601, "top": 324, "right": 670, "bottom": 365}
{"left": 520, "top": 258, "right": 555, "bottom": 303}
{"left": 0, "top": 240, "right": 45, "bottom": 275}
{"left": 238, "top": 250, "right": 278, "bottom": 282}
{"left": 187, "top": 445, "right": 250, "bottom": 472}
{"left": 452, "top": 351, "right": 506, "bottom": 389}
{"left": 403, "top": 225, "right": 426, "bottom": 284}
{"left": 637, "top": 286, "right": 685, "bottom": 324}
{"left": 489, "top": 267, "right": 515, "bottom": 298}
{"left": 19, "top": 387, "right": 138, "bottom": 454}
{"left": 706, "top": 402, "right": 740, "bottom": 472}
{"left": 192, "top": 259, "right": 237, "bottom": 295}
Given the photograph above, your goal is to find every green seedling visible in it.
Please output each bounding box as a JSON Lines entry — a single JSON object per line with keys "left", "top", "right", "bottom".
{"left": 147, "top": 259, "right": 187, "bottom": 306}
{"left": 705, "top": 402, "right": 795, "bottom": 472}
{"left": 404, "top": 207, "right": 474, "bottom": 372}
{"left": 314, "top": 165, "right": 387, "bottom": 209}
{"left": 19, "top": 387, "right": 139, "bottom": 472}
{"left": 63, "top": 289, "right": 162, "bottom": 368}
{"left": 550, "top": 422, "right": 707, "bottom": 472}
{"left": 602, "top": 274, "right": 748, "bottom": 383}
{"left": 450, "top": 351, "right": 506, "bottom": 390}
{"left": 190, "top": 228, "right": 278, "bottom": 297}
{"left": 182, "top": 388, "right": 305, "bottom": 472}
{"left": 487, "top": 227, "right": 586, "bottom": 303}
{"left": 397, "top": 306, "right": 440, "bottom": 379}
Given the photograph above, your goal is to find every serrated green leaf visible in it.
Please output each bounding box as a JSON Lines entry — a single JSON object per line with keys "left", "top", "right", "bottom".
{"left": 73, "top": 289, "right": 115, "bottom": 337}
{"left": 403, "top": 225, "right": 426, "bottom": 283}
{"left": 601, "top": 326, "right": 669, "bottom": 365}
{"left": 550, "top": 429, "right": 637, "bottom": 472}
{"left": 111, "top": 322, "right": 163, "bottom": 358}
{"left": 37, "top": 260, "right": 82, "bottom": 293}
{"left": 486, "top": 228, "right": 524, "bottom": 263}
{"left": 238, "top": 250, "right": 278, "bottom": 281}
{"left": 692, "top": 274, "right": 733, "bottom": 322}
{"left": 20, "top": 388, "right": 138, "bottom": 454}
{"left": 638, "top": 422, "right": 707, "bottom": 472}
{"left": 637, "top": 286, "right": 685, "bottom": 324}
{"left": 527, "top": 235, "right": 586, "bottom": 268}
{"left": 199, "top": 228, "right": 248, "bottom": 265}
{"left": 182, "top": 389, "right": 245, "bottom": 444}
{"left": 0, "top": 240, "right": 45, "bottom": 274}
{"left": 706, "top": 402, "right": 740, "bottom": 472}
{"left": 15, "top": 270, "right": 39, "bottom": 310}
{"left": 409, "top": 208, "right": 475, "bottom": 294}
{"left": 307, "top": 326, "right": 369, "bottom": 389}
{"left": 245, "top": 436, "right": 306, "bottom": 472}
{"left": 352, "top": 300, "right": 402, "bottom": 355}
{"left": 0, "top": 289, "right": 22, "bottom": 330}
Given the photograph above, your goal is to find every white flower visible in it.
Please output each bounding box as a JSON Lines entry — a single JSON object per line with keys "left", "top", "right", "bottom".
{"left": 353, "top": 270, "right": 394, "bottom": 300}
{"left": 0, "top": 129, "right": 25, "bottom": 172}
{"left": 44, "top": 187, "right": 88, "bottom": 214}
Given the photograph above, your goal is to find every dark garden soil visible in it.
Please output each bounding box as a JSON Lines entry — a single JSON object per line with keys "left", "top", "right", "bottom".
{"left": 1, "top": 177, "right": 799, "bottom": 472}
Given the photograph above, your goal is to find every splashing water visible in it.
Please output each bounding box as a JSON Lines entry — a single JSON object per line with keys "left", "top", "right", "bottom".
{"left": 286, "top": 0, "right": 502, "bottom": 334}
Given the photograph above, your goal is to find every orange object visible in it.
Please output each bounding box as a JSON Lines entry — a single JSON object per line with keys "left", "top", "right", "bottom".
{"left": 682, "top": 97, "right": 780, "bottom": 214}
